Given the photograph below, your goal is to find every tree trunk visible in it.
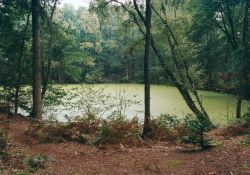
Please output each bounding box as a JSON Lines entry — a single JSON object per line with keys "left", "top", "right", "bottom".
{"left": 150, "top": 6, "right": 212, "bottom": 125}
{"left": 151, "top": 38, "right": 213, "bottom": 126}
{"left": 236, "top": 0, "right": 249, "bottom": 119}
{"left": 41, "top": 0, "right": 58, "bottom": 99}
{"left": 142, "top": 0, "right": 152, "bottom": 137}
{"left": 131, "top": 1, "right": 213, "bottom": 127}
{"left": 14, "top": 10, "right": 31, "bottom": 115}
{"left": 32, "top": 0, "right": 42, "bottom": 120}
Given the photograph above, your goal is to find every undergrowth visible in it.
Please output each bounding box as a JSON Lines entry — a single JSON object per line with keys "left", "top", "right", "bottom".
{"left": 220, "top": 108, "right": 250, "bottom": 137}
{"left": 25, "top": 154, "right": 47, "bottom": 172}
{"left": 0, "top": 130, "right": 9, "bottom": 161}
{"left": 27, "top": 113, "right": 215, "bottom": 149}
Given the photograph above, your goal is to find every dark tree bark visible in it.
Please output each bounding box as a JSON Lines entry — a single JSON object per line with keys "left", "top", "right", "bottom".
{"left": 123, "top": 0, "right": 213, "bottom": 127}
{"left": 236, "top": 0, "right": 249, "bottom": 118}
{"left": 32, "top": 0, "right": 42, "bottom": 120}
{"left": 150, "top": 38, "right": 212, "bottom": 125}
{"left": 142, "top": 0, "right": 152, "bottom": 137}
{"left": 151, "top": 6, "right": 212, "bottom": 125}
{"left": 108, "top": 0, "right": 213, "bottom": 126}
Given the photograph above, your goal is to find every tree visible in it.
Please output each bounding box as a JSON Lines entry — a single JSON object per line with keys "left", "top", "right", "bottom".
{"left": 237, "top": 0, "right": 249, "bottom": 118}
{"left": 132, "top": 0, "right": 213, "bottom": 126}
{"left": 0, "top": 0, "right": 33, "bottom": 114}
{"left": 92, "top": 0, "right": 213, "bottom": 127}
{"left": 192, "top": 0, "right": 250, "bottom": 118}
{"left": 142, "top": 0, "right": 152, "bottom": 137}
{"left": 31, "top": 0, "right": 42, "bottom": 119}
{"left": 41, "top": 0, "right": 58, "bottom": 98}
{"left": 14, "top": 9, "right": 31, "bottom": 115}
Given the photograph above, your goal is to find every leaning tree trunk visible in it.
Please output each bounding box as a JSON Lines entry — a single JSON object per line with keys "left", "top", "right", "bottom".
{"left": 150, "top": 38, "right": 213, "bottom": 126}
{"left": 131, "top": 0, "right": 213, "bottom": 127}
{"left": 32, "top": 0, "right": 42, "bottom": 120}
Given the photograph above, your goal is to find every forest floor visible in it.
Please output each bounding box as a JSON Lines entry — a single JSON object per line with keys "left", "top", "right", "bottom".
{"left": 0, "top": 112, "right": 250, "bottom": 175}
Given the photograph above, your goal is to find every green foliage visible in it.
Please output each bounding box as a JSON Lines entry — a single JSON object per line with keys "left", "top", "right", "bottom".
{"left": 182, "top": 114, "right": 211, "bottom": 149}
{"left": 1, "top": 0, "right": 249, "bottom": 102}
{"left": 222, "top": 107, "right": 250, "bottom": 137}
{"left": 43, "top": 85, "right": 67, "bottom": 107}
{"left": 85, "top": 69, "right": 104, "bottom": 83}
{"left": 11, "top": 170, "right": 29, "bottom": 175}
{"left": 63, "top": 85, "right": 115, "bottom": 117}
{"left": 157, "top": 114, "right": 181, "bottom": 130}
{"left": 26, "top": 154, "right": 47, "bottom": 172}
{"left": 242, "top": 108, "right": 250, "bottom": 124}
{"left": 221, "top": 120, "right": 249, "bottom": 137}
{"left": 29, "top": 114, "right": 144, "bottom": 146}
{"left": 93, "top": 124, "right": 113, "bottom": 145}
{"left": 0, "top": 85, "right": 67, "bottom": 116}
{"left": 209, "top": 139, "right": 223, "bottom": 149}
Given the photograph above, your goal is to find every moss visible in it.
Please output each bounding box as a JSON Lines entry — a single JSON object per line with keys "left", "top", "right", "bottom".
{"left": 210, "top": 139, "right": 223, "bottom": 148}
{"left": 11, "top": 170, "right": 29, "bottom": 175}
{"left": 165, "top": 160, "right": 185, "bottom": 168}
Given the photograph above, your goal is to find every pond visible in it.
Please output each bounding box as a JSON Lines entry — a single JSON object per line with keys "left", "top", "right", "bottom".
{"left": 42, "top": 84, "right": 250, "bottom": 126}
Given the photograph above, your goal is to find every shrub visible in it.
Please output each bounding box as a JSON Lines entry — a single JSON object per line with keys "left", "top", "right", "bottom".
{"left": 181, "top": 114, "right": 211, "bottom": 149}
{"left": 93, "top": 118, "right": 142, "bottom": 146}
{"left": 221, "top": 121, "right": 249, "bottom": 136}
{"left": 221, "top": 108, "right": 250, "bottom": 136}
{"left": 242, "top": 108, "right": 250, "bottom": 124}
{"left": 220, "top": 108, "right": 250, "bottom": 136}
{"left": 27, "top": 154, "right": 47, "bottom": 172}
{"left": 149, "top": 114, "right": 188, "bottom": 142}
{"left": 157, "top": 114, "right": 181, "bottom": 130}
{"left": 29, "top": 116, "right": 101, "bottom": 143}
{"left": 150, "top": 119, "right": 177, "bottom": 142}
{"left": 108, "top": 117, "right": 143, "bottom": 146}
{"left": 93, "top": 125, "right": 113, "bottom": 145}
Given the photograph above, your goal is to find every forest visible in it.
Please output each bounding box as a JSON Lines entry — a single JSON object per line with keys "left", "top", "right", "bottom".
{"left": 0, "top": 0, "right": 250, "bottom": 174}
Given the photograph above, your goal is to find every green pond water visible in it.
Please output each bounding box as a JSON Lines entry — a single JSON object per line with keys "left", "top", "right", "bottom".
{"left": 55, "top": 84, "right": 249, "bottom": 126}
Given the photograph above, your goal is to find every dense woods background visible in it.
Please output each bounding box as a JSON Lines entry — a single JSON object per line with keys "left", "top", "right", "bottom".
{"left": 0, "top": 0, "right": 249, "bottom": 86}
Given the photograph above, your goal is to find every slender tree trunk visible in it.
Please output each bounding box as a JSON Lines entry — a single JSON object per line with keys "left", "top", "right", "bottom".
{"left": 142, "top": 0, "right": 152, "bottom": 137}
{"left": 150, "top": 38, "right": 213, "bottom": 126}
{"left": 151, "top": 6, "right": 212, "bottom": 125}
{"left": 125, "top": 56, "right": 129, "bottom": 81}
{"left": 14, "top": 10, "right": 31, "bottom": 115}
{"left": 131, "top": 61, "right": 135, "bottom": 80}
{"left": 236, "top": 0, "right": 249, "bottom": 119}
{"left": 205, "top": 31, "right": 212, "bottom": 90}
{"left": 131, "top": 1, "right": 212, "bottom": 127}
{"left": 41, "top": 0, "right": 58, "bottom": 99}
{"left": 32, "top": 0, "right": 42, "bottom": 120}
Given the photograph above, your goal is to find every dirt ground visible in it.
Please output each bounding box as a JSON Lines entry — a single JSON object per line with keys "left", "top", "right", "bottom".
{"left": 0, "top": 113, "right": 250, "bottom": 175}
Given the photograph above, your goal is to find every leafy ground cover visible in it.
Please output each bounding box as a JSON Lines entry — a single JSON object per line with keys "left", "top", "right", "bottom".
{"left": 0, "top": 111, "right": 250, "bottom": 174}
